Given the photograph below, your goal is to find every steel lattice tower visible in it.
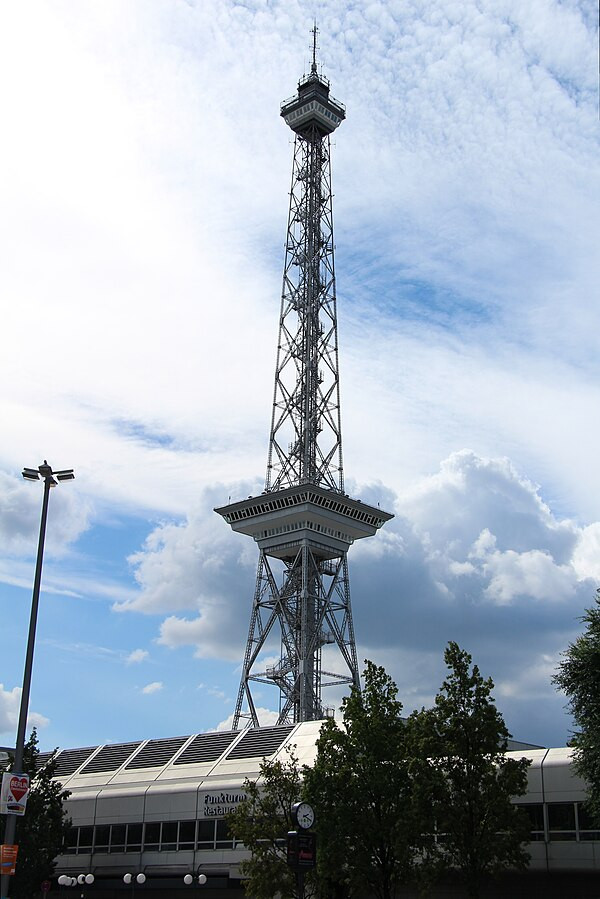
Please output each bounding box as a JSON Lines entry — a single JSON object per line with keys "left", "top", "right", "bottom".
{"left": 216, "top": 31, "right": 392, "bottom": 728}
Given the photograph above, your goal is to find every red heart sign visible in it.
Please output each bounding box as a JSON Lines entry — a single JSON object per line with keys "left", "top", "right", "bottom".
{"left": 10, "top": 776, "right": 28, "bottom": 802}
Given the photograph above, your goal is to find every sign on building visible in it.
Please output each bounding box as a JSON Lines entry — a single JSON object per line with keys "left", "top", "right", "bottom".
{"left": 198, "top": 790, "right": 246, "bottom": 818}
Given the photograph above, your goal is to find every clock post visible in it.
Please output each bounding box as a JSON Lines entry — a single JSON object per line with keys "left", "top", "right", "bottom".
{"left": 287, "top": 803, "right": 317, "bottom": 899}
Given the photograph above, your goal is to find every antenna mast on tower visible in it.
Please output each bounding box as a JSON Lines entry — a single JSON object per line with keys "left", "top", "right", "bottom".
{"left": 216, "top": 30, "right": 393, "bottom": 728}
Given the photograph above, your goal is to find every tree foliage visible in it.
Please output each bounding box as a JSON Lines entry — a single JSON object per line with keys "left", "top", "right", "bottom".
{"left": 304, "top": 661, "right": 429, "bottom": 899}
{"left": 407, "top": 642, "right": 530, "bottom": 899}
{"left": 0, "top": 729, "right": 71, "bottom": 899}
{"left": 554, "top": 590, "right": 600, "bottom": 821}
{"left": 227, "top": 746, "right": 310, "bottom": 899}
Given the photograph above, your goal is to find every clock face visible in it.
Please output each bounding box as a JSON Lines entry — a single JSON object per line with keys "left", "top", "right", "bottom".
{"left": 294, "top": 802, "right": 315, "bottom": 830}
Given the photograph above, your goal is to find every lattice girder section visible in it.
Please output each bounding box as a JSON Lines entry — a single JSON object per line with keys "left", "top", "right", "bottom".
{"left": 266, "top": 123, "right": 343, "bottom": 494}
{"left": 232, "top": 543, "right": 359, "bottom": 729}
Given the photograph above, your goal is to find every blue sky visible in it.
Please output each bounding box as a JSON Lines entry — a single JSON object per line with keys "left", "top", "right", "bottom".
{"left": 0, "top": 0, "right": 598, "bottom": 752}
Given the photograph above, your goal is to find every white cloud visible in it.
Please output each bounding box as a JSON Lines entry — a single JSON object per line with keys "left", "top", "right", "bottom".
{"left": 141, "top": 682, "right": 163, "bottom": 695}
{"left": 572, "top": 523, "right": 600, "bottom": 582}
{"left": 126, "top": 649, "right": 149, "bottom": 665}
{"left": 0, "top": 684, "right": 49, "bottom": 738}
{"left": 117, "top": 450, "right": 598, "bottom": 747}
{"left": 197, "top": 684, "right": 228, "bottom": 703}
{"left": 474, "top": 536, "right": 576, "bottom": 606}
{"left": 215, "top": 708, "right": 280, "bottom": 732}
{"left": 0, "top": 471, "right": 90, "bottom": 558}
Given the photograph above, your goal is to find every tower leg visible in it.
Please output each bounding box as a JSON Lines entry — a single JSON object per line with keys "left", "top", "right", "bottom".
{"left": 232, "top": 545, "right": 359, "bottom": 728}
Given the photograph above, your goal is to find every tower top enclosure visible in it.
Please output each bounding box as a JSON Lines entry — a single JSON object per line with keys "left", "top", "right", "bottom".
{"left": 216, "top": 28, "right": 392, "bottom": 728}
{"left": 281, "top": 70, "right": 346, "bottom": 136}
{"left": 281, "top": 22, "right": 345, "bottom": 137}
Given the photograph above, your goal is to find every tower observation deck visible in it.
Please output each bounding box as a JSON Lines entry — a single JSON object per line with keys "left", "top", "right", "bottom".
{"left": 215, "top": 31, "right": 393, "bottom": 728}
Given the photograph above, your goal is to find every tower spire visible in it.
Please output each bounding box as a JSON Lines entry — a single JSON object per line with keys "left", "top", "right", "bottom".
{"left": 216, "top": 41, "right": 393, "bottom": 729}
{"left": 311, "top": 21, "right": 318, "bottom": 74}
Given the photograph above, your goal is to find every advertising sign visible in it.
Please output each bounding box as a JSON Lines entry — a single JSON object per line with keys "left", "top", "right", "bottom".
{"left": 0, "top": 773, "right": 30, "bottom": 816}
{"left": 0, "top": 844, "right": 19, "bottom": 877}
{"left": 286, "top": 831, "right": 317, "bottom": 869}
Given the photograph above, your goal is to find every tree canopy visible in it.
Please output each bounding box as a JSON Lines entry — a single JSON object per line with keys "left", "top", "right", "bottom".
{"left": 554, "top": 590, "right": 600, "bottom": 822}
{"left": 227, "top": 746, "right": 308, "bottom": 899}
{"left": 407, "top": 642, "right": 531, "bottom": 899}
{"left": 304, "top": 661, "right": 429, "bottom": 899}
{"left": 228, "top": 649, "right": 533, "bottom": 899}
{"left": 0, "top": 730, "right": 71, "bottom": 899}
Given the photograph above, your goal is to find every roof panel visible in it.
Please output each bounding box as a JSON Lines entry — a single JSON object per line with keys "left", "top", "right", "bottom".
{"left": 80, "top": 742, "right": 141, "bottom": 774}
{"left": 226, "top": 725, "right": 294, "bottom": 760}
{"left": 53, "top": 747, "right": 98, "bottom": 777}
{"left": 125, "top": 737, "right": 189, "bottom": 769}
{"left": 173, "top": 731, "right": 237, "bottom": 766}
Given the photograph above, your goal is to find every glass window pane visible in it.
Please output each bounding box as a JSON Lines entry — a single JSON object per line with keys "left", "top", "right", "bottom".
{"left": 577, "top": 803, "right": 599, "bottom": 829}
{"left": 143, "top": 822, "right": 160, "bottom": 850}
{"left": 577, "top": 803, "right": 600, "bottom": 840}
{"left": 216, "top": 819, "right": 233, "bottom": 849}
{"left": 110, "top": 824, "right": 126, "bottom": 852}
{"left": 78, "top": 827, "right": 94, "bottom": 851}
{"left": 126, "top": 823, "right": 142, "bottom": 852}
{"left": 548, "top": 803, "right": 576, "bottom": 831}
{"left": 65, "top": 827, "right": 78, "bottom": 850}
{"left": 93, "top": 825, "right": 109, "bottom": 851}
{"left": 161, "top": 822, "right": 178, "bottom": 851}
{"left": 179, "top": 821, "right": 196, "bottom": 848}
{"left": 197, "top": 820, "right": 215, "bottom": 847}
{"left": 516, "top": 804, "right": 545, "bottom": 841}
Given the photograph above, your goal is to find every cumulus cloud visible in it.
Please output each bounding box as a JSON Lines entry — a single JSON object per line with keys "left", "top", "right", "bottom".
{"left": 141, "top": 682, "right": 163, "bottom": 695}
{"left": 215, "top": 708, "right": 280, "bottom": 732}
{"left": 119, "top": 485, "right": 260, "bottom": 661}
{"left": 0, "top": 684, "right": 49, "bottom": 738}
{"left": 126, "top": 649, "right": 149, "bottom": 664}
{"left": 0, "top": 471, "right": 90, "bottom": 558}
{"left": 119, "top": 450, "right": 598, "bottom": 743}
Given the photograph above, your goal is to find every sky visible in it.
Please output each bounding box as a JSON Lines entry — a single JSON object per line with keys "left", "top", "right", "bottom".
{"left": 0, "top": 0, "right": 598, "bottom": 753}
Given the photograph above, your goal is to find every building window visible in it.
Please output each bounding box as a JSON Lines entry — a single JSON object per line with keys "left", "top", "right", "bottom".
{"left": 110, "top": 824, "right": 126, "bottom": 853}
{"left": 161, "top": 822, "right": 178, "bottom": 851}
{"left": 178, "top": 820, "right": 196, "bottom": 850}
{"left": 577, "top": 803, "right": 600, "bottom": 841}
{"left": 517, "top": 803, "right": 545, "bottom": 842}
{"left": 143, "top": 822, "right": 160, "bottom": 851}
{"left": 126, "top": 823, "right": 142, "bottom": 853}
{"left": 65, "top": 827, "right": 78, "bottom": 852}
{"left": 78, "top": 827, "right": 94, "bottom": 853}
{"left": 215, "top": 820, "right": 233, "bottom": 850}
{"left": 197, "top": 820, "right": 215, "bottom": 849}
{"left": 547, "top": 802, "right": 576, "bottom": 841}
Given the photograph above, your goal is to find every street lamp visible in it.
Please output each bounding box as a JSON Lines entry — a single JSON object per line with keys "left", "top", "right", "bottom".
{"left": 1, "top": 462, "right": 74, "bottom": 899}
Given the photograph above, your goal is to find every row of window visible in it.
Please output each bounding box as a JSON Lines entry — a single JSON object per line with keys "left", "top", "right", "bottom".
{"left": 516, "top": 802, "right": 600, "bottom": 842}
{"left": 63, "top": 802, "right": 600, "bottom": 857}
{"left": 64, "top": 820, "right": 238, "bottom": 855}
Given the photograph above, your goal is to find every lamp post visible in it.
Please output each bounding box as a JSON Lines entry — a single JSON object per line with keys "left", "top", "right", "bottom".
{"left": 1, "top": 462, "right": 74, "bottom": 899}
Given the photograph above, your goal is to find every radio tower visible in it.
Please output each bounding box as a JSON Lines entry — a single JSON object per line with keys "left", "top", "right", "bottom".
{"left": 216, "top": 27, "right": 393, "bottom": 728}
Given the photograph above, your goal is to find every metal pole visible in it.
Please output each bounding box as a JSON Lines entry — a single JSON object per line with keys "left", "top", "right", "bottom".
{"left": 1, "top": 475, "right": 52, "bottom": 899}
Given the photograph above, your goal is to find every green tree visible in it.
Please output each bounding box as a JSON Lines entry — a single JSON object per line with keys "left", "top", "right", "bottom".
{"left": 408, "top": 642, "right": 530, "bottom": 899}
{"left": 554, "top": 590, "right": 600, "bottom": 822}
{"left": 227, "top": 746, "right": 311, "bottom": 899}
{"left": 304, "top": 661, "right": 430, "bottom": 899}
{"left": 0, "top": 729, "right": 71, "bottom": 899}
